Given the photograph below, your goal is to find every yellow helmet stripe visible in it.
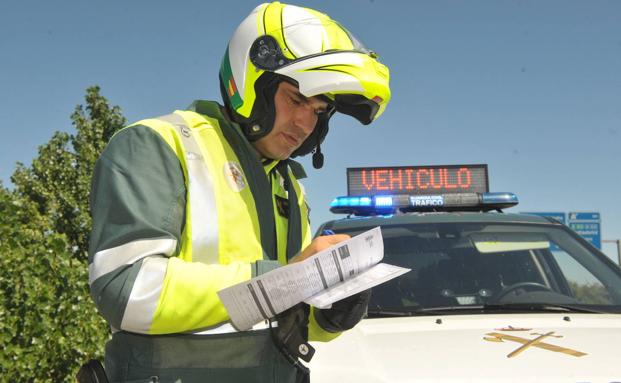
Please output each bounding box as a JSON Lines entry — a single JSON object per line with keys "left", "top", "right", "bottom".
{"left": 262, "top": 2, "right": 296, "bottom": 60}
{"left": 304, "top": 8, "right": 354, "bottom": 51}
{"left": 279, "top": 7, "right": 297, "bottom": 59}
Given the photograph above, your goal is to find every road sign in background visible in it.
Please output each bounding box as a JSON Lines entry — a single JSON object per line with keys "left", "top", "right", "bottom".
{"left": 568, "top": 212, "right": 601, "bottom": 249}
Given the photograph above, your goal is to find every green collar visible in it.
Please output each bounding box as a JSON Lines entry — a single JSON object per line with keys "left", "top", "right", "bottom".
{"left": 186, "top": 100, "right": 307, "bottom": 179}
{"left": 187, "top": 100, "right": 228, "bottom": 121}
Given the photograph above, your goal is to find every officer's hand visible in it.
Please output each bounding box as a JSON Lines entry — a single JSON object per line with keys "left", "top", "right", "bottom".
{"left": 289, "top": 234, "right": 350, "bottom": 263}
{"left": 314, "top": 289, "right": 372, "bottom": 332}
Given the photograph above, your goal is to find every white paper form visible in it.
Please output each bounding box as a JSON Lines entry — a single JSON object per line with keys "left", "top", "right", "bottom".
{"left": 217, "top": 227, "right": 409, "bottom": 330}
{"left": 304, "top": 263, "right": 410, "bottom": 309}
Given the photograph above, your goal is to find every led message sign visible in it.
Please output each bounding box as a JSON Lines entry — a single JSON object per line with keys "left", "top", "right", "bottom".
{"left": 347, "top": 164, "right": 489, "bottom": 196}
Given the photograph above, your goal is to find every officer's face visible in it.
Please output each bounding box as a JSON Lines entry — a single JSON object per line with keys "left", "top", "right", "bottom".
{"left": 252, "top": 81, "right": 329, "bottom": 160}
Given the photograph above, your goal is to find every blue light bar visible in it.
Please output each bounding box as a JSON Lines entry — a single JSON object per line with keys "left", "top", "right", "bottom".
{"left": 360, "top": 197, "right": 372, "bottom": 206}
{"left": 331, "top": 196, "right": 374, "bottom": 208}
{"left": 347, "top": 197, "right": 360, "bottom": 206}
{"left": 330, "top": 195, "right": 395, "bottom": 215}
{"left": 329, "top": 192, "right": 519, "bottom": 216}
{"left": 481, "top": 192, "right": 518, "bottom": 206}
{"left": 375, "top": 196, "right": 393, "bottom": 207}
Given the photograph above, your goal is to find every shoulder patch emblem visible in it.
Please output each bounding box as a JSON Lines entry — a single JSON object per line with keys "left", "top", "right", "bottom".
{"left": 224, "top": 161, "right": 246, "bottom": 192}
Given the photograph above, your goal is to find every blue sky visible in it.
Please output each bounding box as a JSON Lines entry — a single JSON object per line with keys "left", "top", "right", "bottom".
{"left": 1, "top": 1, "right": 620, "bottom": 259}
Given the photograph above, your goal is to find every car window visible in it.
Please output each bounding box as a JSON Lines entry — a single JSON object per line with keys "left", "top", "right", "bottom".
{"left": 329, "top": 221, "right": 621, "bottom": 314}
{"left": 551, "top": 249, "right": 613, "bottom": 304}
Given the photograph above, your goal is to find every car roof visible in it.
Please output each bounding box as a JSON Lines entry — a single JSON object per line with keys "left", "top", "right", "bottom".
{"left": 320, "top": 211, "right": 560, "bottom": 231}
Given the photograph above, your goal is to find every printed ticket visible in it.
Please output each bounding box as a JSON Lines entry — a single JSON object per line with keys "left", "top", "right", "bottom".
{"left": 217, "top": 227, "right": 410, "bottom": 330}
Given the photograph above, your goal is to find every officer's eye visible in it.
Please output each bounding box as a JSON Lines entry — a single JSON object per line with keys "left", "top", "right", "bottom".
{"left": 289, "top": 96, "right": 303, "bottom": 106}
{"left": 315, "top": 105, "right": 334, "bottom": 116}
{"left": 314, "top": 107, "right": 328, "bottom": 116}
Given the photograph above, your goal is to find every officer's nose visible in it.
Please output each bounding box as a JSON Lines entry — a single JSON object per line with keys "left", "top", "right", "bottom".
{"left": 293, "top": 105, "right": 318, "bottom": 136}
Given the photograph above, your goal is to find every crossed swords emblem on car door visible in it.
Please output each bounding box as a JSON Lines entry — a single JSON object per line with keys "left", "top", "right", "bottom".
{"left": 484, "top": 327, "right": 587, "bottom": 358}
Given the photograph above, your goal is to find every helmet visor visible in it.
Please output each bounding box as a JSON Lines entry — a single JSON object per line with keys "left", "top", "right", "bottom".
{"left": 251, "top": 5, "right": 390, "bottom": 124}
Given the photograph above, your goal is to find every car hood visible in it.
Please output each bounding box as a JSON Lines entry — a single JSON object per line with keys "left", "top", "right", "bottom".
{"left": 308, "top": 313, "right": 621, "bottom": 383}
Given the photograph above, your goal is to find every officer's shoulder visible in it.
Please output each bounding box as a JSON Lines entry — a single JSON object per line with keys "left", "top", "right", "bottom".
{"left": 109, "top": 122, "right": 165, "bottom": 144}
{"left": 103, "top": 122, "right": 177, "bottom": 161}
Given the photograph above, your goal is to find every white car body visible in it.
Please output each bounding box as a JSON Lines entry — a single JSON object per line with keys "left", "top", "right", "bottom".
{"left": 309, "top": 313, "right": 621, "bottom": 382}
{"left": 309, "top": 209, "right": 621, "bottom": 383}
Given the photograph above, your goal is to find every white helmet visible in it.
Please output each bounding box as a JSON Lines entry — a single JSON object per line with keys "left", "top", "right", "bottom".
{"left": 219, "top": 2, "right": 391, "bottom": 167}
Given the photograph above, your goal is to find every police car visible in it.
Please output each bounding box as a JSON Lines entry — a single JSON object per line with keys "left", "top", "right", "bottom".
{"left": 308, "top": 164, "right": 621, "bottom": 382}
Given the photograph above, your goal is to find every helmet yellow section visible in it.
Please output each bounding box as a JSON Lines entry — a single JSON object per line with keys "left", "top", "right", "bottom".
{"left": 219, "top": 2, "right": 391, "bottom": 168}
{"left": 277, "top": 51, "right": 391, "bottom": 124}
{"left": 220, "top": 2, "right": 390, "bottom": 126}
{"left": 261, "top": 3, "right": 356, "bottom": 59}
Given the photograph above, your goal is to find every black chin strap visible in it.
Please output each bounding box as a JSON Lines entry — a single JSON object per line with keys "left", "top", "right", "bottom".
{"left": 273, "top": 160, "right": 316, "bottom": 369}
{"left": 312, "top": 140, "right": 324, "bottom": 169}
{"left": 275, "top": 160, "right": 302, "bottom": 261}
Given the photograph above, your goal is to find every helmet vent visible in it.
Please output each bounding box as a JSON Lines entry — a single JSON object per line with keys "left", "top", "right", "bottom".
{"left": 250, "top": 35, "right": 292, "bottom": 71}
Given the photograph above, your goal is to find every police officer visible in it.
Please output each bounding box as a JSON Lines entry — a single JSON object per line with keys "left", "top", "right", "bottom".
{"left": 87, "top": 2, "right": 390, "bottom": 382}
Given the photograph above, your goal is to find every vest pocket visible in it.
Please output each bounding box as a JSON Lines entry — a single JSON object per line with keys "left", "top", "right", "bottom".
{"left": 105, "top": 329, "right": 301, "bottom": 382}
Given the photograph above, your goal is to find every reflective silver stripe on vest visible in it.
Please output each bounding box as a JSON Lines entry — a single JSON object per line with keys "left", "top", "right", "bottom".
{"left": 88, "top": 238, "right": 177, "bottom": 285}
{"left": 157, "top": 113, "right": 219, "bottom": 264}
{"left": 110, "top": 320, "right": 278, "bottom": 335}
{"left": 111, "top": 318, "right": 275, "bottom": 335}
{"left": 187, "top": 320, "right": 275, "bottom": 335}
{"left": 120, "top": 256, "right": 169, "bottom": 332}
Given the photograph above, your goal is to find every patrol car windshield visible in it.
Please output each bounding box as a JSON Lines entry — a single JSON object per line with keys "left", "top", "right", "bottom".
{"left": 333, "top": 222, "right": 621, "bottom": 315}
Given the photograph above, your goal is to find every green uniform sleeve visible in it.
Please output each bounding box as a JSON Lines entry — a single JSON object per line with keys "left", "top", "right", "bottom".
{"left": 88, "top": 125, "right": 264, "bottom": 334}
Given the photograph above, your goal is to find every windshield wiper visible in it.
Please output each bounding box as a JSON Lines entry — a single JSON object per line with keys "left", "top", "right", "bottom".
{"left": 368, "top": 303, "right": 606, "bottom": 318}
{"left": 482, "top": 303, "right": 605, "bottom": 314}
{"left": 367, "top": 303, "right": 607, "bottom": 318}
{"left": 366, "top": 309, "right": 417, "bottom": 318}
{"left": 414, "top": 306, "right": 486, "bottom": 314}
{"left": 367, "top": 306, "right": 484, "bottom": 317}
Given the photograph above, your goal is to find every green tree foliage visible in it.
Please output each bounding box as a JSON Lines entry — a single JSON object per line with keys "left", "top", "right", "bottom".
{"left": 12, "top": 86, "right": 125, "bottom": 261}
{"left": 0, "top": 86, "right": 125, "bottom": 381}
{"left": 568, "top": 281, "right": 612, "bottom": 305}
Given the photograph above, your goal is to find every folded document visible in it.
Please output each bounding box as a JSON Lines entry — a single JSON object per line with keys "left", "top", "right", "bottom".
{"left": 217, "top": 227, "right": 410, "bottom": 331}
